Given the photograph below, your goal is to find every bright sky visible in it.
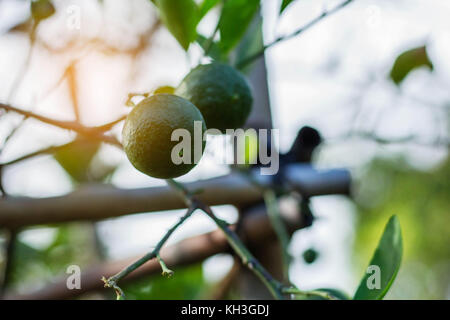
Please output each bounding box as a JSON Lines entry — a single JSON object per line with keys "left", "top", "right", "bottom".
{"left": 0, "top": 0, "right": 449, "bottom": 295}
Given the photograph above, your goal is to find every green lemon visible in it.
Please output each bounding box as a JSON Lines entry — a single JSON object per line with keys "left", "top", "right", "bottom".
{"left": 175, "top": 63, "right": 253, "bottom": 133}
{"left": 122, "top": 94, "right": 206, "bottom": 179}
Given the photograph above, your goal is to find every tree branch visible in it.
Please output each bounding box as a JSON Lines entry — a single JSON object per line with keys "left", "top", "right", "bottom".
{"left": 0, "top": 103, "right": 123, "bottom": 147}
{"left": 236, "top": 0, "right": 355, "bottom": 69}
{"left": 0, "top": 165, "right": 350, "bottom": 229}
{"left": 93, "top": 116, "right": 127, "bottom": 132}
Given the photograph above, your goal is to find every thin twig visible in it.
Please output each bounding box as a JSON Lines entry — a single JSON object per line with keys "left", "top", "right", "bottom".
{"left": 282, "top": 287, "right": 336, "bottom": 300}
{"left": 103, "top": 205, "right": 196, "bottom": 299}
{"left": 0, "top": 104, "right": 123, "bottom": 147}
{"left": 93, "top": 116, "right": 127, "bottom": 132}
{"left": 202, "top": 22, "right": 220, "bottom": 58}
{"left": 236, "top": 0, "right": 355, "bottom": 69}
{"left": 166, "top": 179, "right": 285, "bottom": 300}
{"left": 0, "top": 142, "right": 75, "bottom": 167}
{"left": 0, "top": 103, "right": 83, "bottom": 131}
{"left": 156, "top": 254, "right": 174, "bottom": 277}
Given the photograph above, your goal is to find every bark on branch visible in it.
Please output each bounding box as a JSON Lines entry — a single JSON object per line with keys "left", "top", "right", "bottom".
{"left": 0, "top": 165, "right": 350, "bottom": 229}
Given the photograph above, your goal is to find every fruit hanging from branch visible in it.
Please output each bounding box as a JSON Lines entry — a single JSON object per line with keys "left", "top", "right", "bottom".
{"left": 122, "top": 94, "right": 206, "bottom": 179}
{"left": 176, "top": 63, "right": 253, "bottom": 133}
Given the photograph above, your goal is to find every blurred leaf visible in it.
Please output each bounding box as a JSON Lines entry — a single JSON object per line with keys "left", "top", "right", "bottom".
{"left": 154, "top": 0, "right": 199, "bottom": 50}
{"left": 280, "top": 0, "right": 295, "bottom": 14}
{"left": 353, "top": 215, "right": 403, "bottom": 300}
{"left": 53, "top": 138, "right": 100, "bottom": 183}
{"left": 297, "top": 288, "right": 350, "bottom": 300}
{"left": 31, "top": 0, "right": 55, "bottom": 22}
{"left": 235, "top": 15, "right": 263, "bottom": 72}
{"left": 123, "top": 264, "right": 205, "bottom": 299}
{"left": 89, "top": 159, "right": 118, "bottom": 183}
{"left": 197, "top": 34, "right": 226, "bottom": 61}
{"left": 218, "top": 0, "right": 260, "bottom": 53}
{"left": 390, "top": 46, "right": 433, "bottom": 85}
{"left": 13, "top": 239, "right": 43, "bottom": 262}
{"left": 354, "top": 157, "right": 450, "bottom": 299}
{"left": 198, "top": 0, "right": 221, "bottom": 20}
{"left": 9, "top": 224, "right": 97, "bottom": 289}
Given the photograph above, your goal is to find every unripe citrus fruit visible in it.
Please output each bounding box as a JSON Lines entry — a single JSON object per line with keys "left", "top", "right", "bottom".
{"left": 122, "top": 94, "right": 206, "bottom": 179}
{"left": 175, "top": 63, "right": 253, "bottom": 133}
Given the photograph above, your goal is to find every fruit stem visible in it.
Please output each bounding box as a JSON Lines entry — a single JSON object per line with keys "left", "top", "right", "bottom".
{"left": 156, "top": 254, "right": 174, "bottom": 277}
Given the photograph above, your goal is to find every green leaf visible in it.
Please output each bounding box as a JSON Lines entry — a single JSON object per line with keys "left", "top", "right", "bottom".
{"left": 390, "top": 45, "right": 433, "bottom": 85}
{"left": 54, "top": 138, "right": 100, "bottom": 183}
{"left": 154, "top": 0, "right": 199, "bottom": 50}
{"left": 353, "top": 215, "right": 403, "bottom": 300}
{"left": 197, "top": 34, "right": 225, "bottom": 61}
{"left": 218, "top": 0, "right": 260, "bottom": 53}
{"left": 235, "top": 15, "right": 264, "bottom": 72}
{"left": 198, "top": 0, "right": 221, "bottom": 21}
{"left": 280, "top": 0, "right": 295, "bottom": 14}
